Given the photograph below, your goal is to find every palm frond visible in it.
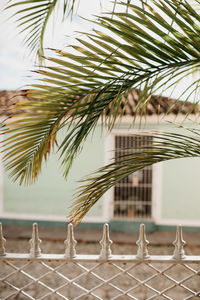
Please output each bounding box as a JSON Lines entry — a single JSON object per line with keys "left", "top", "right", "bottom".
{"left": 5, "top": 0, "right": 132, "bottom": 60}
{"left": 6, "top": 0, "right": 60, "bottom": 59}
{"left": 70, "top": 130, "right": 200, "bottom": 224}
{"left": 2, "top": 92, "right": 67, "bottom": 184}
{"left": 3, "top": 0, "right": 200, "bottom": 187}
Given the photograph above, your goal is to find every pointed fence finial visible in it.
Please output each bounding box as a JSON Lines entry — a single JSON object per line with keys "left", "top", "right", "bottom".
{"left": 29, "top": 223, "right": 41, "bottom": 257}
{"left": 172, "top": 225, "right": 185, "bottom": 260}
{"left": 0, "top": 223, "right": 6, "bottom": 256}
{"left": 99, "top": 223, "right": 112, "bottom": 259}
{"left": 64, "top": 223, "right": 77, "bottom": 259}
{"left": 136, "top": 224, "right": 149, "bottom": 259}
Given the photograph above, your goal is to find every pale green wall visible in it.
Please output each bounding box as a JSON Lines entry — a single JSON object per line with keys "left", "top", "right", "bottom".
{"left": 156, "top": 123, "right": 200, "bottom": 222}
{"left": 3, "top": 121, "right": 200, "bottom": 223}
{"left": 3, "top": 125, "right": 105, "bottom": 217}
{"left": 157, "top": 124, "right": 200, "bottom": 221}
{"left": 162, "top": 157, "right": 200, "bottom": 220}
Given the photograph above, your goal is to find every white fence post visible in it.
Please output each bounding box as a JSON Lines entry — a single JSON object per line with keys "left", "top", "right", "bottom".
{"left": 29, "top": 223, "right": 41, "bottom": 257}
{"left": 99, "top": 223, "right": 112, "bottom": 259}
{"left": 0, "top": 222, "right": 6, "bottom": 256}
{"left": 64, "top": 223, "right": 77, "bottom": 258}
{"left": 172, "top": 224, "right": 186, "bottom": 260}
{"left": 136, "top": 223, "right": 149, "bottom": 259}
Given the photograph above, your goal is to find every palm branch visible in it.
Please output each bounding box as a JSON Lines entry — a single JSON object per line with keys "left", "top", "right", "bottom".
{"left": 2, "top": 0, "right": 200, "bottom": 219}
{"left": 5, "top": 0, "right": 132, "bottom": 60}
{"left": 70, "top": 130, "right": 200, "bottom": 224}
{"left": 6, "top": 0, "right": 61, "bottom": 59}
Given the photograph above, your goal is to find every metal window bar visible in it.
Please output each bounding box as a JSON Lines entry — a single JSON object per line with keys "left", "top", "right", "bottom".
{"left": 0, "top": 222, "right": 200, "bottom": 300}
{"left": 114, "top": 135, "right": 153, "bottom": 220}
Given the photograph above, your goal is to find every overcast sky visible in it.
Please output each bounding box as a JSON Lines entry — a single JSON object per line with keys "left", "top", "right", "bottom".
{"left": 0, "top": 0, "right": 198, "bottom": 102}
{"left": 0, "top": 0, "right": 113, "bottom": 90}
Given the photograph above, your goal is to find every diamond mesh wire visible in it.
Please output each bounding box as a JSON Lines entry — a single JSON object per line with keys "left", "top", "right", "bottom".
{"left": 1, "top": 259, "right": 200, "bottom": 299}
{"left": 0, "top": 223, "right": 200, "bottom": 300}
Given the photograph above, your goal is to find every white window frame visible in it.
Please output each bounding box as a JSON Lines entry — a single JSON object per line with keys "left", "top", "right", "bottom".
{"left": 104, "top": 128, "right": 163, "bottom": 223}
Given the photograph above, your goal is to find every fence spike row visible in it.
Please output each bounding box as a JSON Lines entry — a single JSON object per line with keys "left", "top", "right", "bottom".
{"left": 173, "top": 225, "right": 186, "bottom": 260}
{"left": 136, "top": 224, "right": 149, "bottom": 259}
{"left": 29, "top": 223, "right": 41, "bottom": 257}
{"left": 0, "top": 223, "right": 6, "bottom": 256}
{"left": 64, "top": 223, "right": 77, "bottom": 258}
{"left": 1, "top": 223, "right": 200, "bottom": 298}
{"left": 99, "top": 223, "right": 113, "bottom": 259}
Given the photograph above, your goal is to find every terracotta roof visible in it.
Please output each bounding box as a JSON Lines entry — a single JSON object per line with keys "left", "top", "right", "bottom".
{"left": 0, "top": 90, "right": 198, "bottom": 117}
{"left": 0, "top": 90, "right": 28, "bottom": 116}
{"left": 107, "top": 89, "right": 199, "bottom": 116}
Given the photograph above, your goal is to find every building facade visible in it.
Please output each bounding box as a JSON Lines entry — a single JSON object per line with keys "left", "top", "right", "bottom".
{"left": 0, "top": 90, "right": 200, "bottom": 232}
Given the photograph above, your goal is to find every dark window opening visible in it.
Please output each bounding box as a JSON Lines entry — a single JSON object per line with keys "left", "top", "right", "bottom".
{"left": 114, "top": 135, "right": 153, "bottom": 219}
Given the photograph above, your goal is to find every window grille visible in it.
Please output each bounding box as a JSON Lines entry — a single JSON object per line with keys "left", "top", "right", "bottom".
{"left": 114, "top": 134, "right": 153, "bottom": 220}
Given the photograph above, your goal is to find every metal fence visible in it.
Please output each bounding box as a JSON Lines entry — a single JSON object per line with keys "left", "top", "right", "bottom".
{"left": 0, "top": 222, "right": 200, "bottom": 300}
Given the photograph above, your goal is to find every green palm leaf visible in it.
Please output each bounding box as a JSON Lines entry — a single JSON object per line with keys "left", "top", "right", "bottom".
{"left": 2, "top": 0, "right": 200, "bottom": 196}
{"left": 2, "top": 96, "right": 64, "bottom": 184}
{"left": 6, "top": 0, "right": 62, "bottom": 59}
{"left": 5, "top": 0, "right": 132, "bottom": 60}
{"left": 70, "top": 131, "right": 200, "bottom": 224}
